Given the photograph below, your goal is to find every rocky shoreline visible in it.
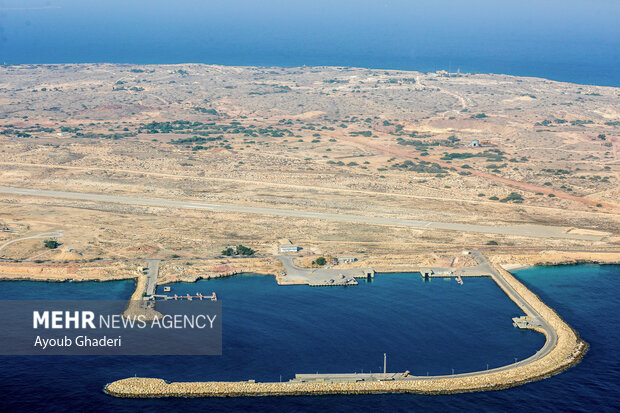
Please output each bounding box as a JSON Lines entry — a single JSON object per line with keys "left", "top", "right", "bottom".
{"left": 1, "top": 252, "right": 617, "bottom": 284}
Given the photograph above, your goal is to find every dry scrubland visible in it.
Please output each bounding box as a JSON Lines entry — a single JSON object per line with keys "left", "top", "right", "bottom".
{"left": 491, "top": 250, "right": 620, "bottom": 268}
{"left": 158, "top": 257, "right": 284, "bottom": 283}
{"left": 0, "top": 63, "right": 618, "bottom": 279}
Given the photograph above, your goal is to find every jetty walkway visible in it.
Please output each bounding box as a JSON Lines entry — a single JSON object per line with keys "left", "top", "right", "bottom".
{"left": 105, "top": 252, "right": 587, "bottom": 398}
{"left": 144, "top": 259, "right": 159, "bottom": 297}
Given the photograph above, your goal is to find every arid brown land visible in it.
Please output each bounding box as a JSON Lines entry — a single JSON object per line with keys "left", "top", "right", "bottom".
{"left": 0, "top": 64, "right": 618, "bottom": 280}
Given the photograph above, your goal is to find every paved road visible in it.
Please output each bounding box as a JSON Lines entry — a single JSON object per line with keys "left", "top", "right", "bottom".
{"left": 0, "top": 231, "right": 63, "bottom": 253}
{"left": 293, "top": 252, "right": 558, "bottom": 382}
{"left": 278, "top": 255, "right": 365, "bottom": 285}
{"left": 420, "top": 253, "right": 558, "bottom": 379}
{"left": 144, "top": 259, "right": 160, "bottom": 296}
{"left": 407, "top": 253, "right": 558, "bottom": 380}
{"left": 0, "top": 186, "right": 604, "bottom": 241}
{"left": 467, "top": 252, "right": 557, "bottom": 372}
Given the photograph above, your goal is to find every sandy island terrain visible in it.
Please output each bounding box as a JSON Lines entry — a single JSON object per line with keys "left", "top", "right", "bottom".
{"left": 0, "top": 63, "right": 617, "bottom": 284}
{"left": 0, "top": 63, "right": 618, "bottom": 396}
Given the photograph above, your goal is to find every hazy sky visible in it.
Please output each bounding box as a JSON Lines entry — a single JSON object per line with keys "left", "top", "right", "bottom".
{"left": 0, "top": 1, "right": 618, "bottom": 83}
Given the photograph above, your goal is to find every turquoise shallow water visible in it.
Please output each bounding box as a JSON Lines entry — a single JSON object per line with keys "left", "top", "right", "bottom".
{"left": 0, "top": 265, "right": 617, "bottom": 412}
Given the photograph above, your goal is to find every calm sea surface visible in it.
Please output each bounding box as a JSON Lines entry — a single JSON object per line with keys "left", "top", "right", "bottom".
{"left": 0, "top": 264, "right": 617, "bottom": 412}
{"left": 0, "top": 1, "right": 618, "bottom": 86}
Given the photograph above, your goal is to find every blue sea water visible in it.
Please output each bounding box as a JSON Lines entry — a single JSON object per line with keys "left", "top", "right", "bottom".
{"left": 0, "top": 265, "right": 618, "bottom": 412}
{"left": 0, "top": 0, "right": 618, "bottom": 86}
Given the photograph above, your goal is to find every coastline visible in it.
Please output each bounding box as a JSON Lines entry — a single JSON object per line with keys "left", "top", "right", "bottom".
{"left": 1, "top": 62, "right": 618, "bottom": 88}
{"left": 0, "top": 260, "right": 141, "bottom": 283}
{"left": 1, "top": 252, "right": 617, "bottom": 285}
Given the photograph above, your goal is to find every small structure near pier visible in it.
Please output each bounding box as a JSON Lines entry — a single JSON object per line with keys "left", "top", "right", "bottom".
{"left": 421, "top": 268, "right": 434, "bottom": 279}
{"left": 512, "top": 316, "right": 542, "bottom": 329}
{"left": 351, "top": 269, "right": 375, "bottom": 280}
{"left": 279, "top": 244, "right": 300, "bottom": 253}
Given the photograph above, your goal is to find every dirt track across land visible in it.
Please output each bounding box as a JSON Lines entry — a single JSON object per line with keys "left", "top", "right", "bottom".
{"left": 0, "top": 186, "right": 604, "bottom": 241}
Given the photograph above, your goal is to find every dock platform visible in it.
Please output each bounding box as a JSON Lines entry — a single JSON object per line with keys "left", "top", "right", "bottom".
{"left": 512, "top": 316, "right": 542, "bottom": 329}
{"left": 291, "top": 372, "right": 404, "bottom": 383}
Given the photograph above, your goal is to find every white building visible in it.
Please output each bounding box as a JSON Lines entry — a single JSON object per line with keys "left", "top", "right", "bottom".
{"left": 279, "top": 244, "right": 299, "bottom": 253}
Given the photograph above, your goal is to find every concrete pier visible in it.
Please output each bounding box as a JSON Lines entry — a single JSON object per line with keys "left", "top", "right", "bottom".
{"left": 144, "top": 259, "right": 160, "bottom": 296}
{"left": 276, "top": 255, "right": 366, "bottom": 286}
{"left": 123, "top": 259, "right": 162, "bottom": 321}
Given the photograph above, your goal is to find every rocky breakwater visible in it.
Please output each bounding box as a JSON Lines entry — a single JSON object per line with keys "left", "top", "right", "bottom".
{"left": 105, "top": 263, "right": 588, "bottom": 397}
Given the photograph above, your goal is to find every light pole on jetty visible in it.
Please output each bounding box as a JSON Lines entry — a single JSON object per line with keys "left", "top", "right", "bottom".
{"left": 383, "top": 353, "right": 387, "bottom": 378}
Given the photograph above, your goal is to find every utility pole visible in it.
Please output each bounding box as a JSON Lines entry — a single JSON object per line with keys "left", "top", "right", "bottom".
{"left": 383, "top": 353, "right": 387, "bottom": 378}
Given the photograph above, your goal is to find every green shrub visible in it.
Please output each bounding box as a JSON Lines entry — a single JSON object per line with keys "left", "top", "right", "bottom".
{"left": 44, "top": 239, "right": 59, "bottom": 249}
{"left": 237, "top": 245, "right": 255, "bottom": 256}
{"left": 500, "top": 192, "right": 524, "bottom": 203}
{"left": 313, "top": 257, "right": 326, "bottom": 266}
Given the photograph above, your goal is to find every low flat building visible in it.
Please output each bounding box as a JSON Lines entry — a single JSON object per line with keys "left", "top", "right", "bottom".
{"left": 279, "top": 244, "right": 300, "bottom": 253}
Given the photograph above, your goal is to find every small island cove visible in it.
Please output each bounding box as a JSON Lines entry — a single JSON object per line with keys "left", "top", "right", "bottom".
{"left": 104, "top": 253, "right": 589, "bottom": 398}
